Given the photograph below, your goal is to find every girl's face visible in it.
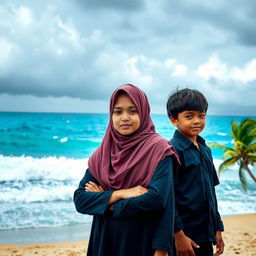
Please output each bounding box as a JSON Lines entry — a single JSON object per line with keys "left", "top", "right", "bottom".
{"left": 112, "top": 94, "right": 141, "bottom": 136}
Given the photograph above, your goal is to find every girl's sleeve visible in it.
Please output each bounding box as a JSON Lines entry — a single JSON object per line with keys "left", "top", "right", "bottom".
{"left": 73, "top": 169, "right": 113, "bottom": 215}
{"left": 112, "top": 156, "right": 173, "bottom": 218}
{"left": 152, "top": 158, "right": 175, "bottom": 253}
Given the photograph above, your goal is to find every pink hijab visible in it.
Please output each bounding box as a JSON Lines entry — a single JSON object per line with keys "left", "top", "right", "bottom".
{"left": 88, "top": 84, "right": 178, "bottom": 190}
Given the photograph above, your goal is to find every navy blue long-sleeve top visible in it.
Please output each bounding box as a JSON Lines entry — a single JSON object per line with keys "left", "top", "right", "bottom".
{"left": 74, "top": 156, "right": 174, "bottom": 256}
{"left": 171, "top": 130, "right": 224, "bottom": 244}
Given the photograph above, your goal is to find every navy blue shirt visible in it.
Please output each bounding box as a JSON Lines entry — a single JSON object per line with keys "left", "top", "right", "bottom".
{"left": 74, "top": 156, "right": 174, "bottom": 255}
{"left": 171, "top": 130, "right": 224, "bottom": 244}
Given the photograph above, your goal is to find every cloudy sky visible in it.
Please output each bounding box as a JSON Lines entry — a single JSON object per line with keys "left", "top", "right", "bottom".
{"left": 0, "top": 0, "right": 255, "bottom": 115}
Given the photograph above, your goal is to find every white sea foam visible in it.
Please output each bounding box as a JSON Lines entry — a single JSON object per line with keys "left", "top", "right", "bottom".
{"left": 219, "top": 200, "right": 256, "bottom": 216}
{"left": 0, "top": 184, "right": 75, "bottom": 203}
{"left": 0, "top": 155, "right": 88, "bottom": 181}
{"left": 217, "top": 132, "right": 228, "bottom": 136}
{"left": 60, "top": 137, "right": 68, "bottom": 143}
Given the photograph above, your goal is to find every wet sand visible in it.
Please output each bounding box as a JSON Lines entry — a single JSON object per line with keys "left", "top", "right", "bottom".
{"left": 0, "top": 214, "right": 255, "bottom": 256}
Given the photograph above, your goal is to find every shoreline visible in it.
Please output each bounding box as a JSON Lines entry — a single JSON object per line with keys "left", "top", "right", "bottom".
{"left": 0, "top": 223, "right": 92, "bottom": 244}
{"left": 0, "top": 213, "right": 253, "bottom": 244}
{"left": 0, "top": 214, "right": 255, "bottom": 256}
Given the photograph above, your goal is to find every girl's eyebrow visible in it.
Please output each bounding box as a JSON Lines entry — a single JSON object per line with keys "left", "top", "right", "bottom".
{"left": 114, "top": 105, "right": 137, "bottom": 109}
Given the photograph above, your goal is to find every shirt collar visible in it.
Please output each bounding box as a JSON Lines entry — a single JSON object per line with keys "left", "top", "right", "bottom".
{"left": 173, "top": 130, "right": 206, "bottom": 149}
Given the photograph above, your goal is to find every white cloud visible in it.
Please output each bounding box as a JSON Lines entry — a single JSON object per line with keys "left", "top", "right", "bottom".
{"left": 15, "top": 6, "right": 33, "bottom": 25}
{"left": 230, "top": 59, "right": 256, "bottom": 83}
{"left": 196, "top": 55, "right": 256, "bottom": 83}
{"left": 196, "top": 55, "right": 228, "bottom": 81}
{"left": 172, "top": 64, "right": 188, "bottom": 77}
{"left": 0, "top": 37, "right": 19, "bottom": 73}
{"left": 164, "top": 58, "right": 176, "bottom": 69}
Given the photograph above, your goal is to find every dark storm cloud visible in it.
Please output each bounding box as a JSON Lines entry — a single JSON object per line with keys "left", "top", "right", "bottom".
{"left": 162, "top": 0, "right": 256, "bottom": 46}
{"left": 76, "top": 0, "right": 145, "bottom": 11}
{"left": 0, "top": 0, "right": 255, "bottom": 115}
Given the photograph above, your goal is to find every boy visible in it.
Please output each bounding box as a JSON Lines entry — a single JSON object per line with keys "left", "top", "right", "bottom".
{"left": 166, "top": 88, "right": 225, "bottom": 256}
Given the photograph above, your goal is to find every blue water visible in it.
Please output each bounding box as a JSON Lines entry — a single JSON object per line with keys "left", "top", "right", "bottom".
{"left": 0, "top": 112, "right": 255, "bottom": 230}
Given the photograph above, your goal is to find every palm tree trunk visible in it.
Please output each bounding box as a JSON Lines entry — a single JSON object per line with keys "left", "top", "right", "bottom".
{"left": 243, "top": 164, "right": 256, "bottom": 182}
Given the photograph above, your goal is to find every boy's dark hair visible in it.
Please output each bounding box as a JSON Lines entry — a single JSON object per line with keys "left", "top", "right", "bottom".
{"left": 166, "top": 88, "right": 208, "bottom": 118}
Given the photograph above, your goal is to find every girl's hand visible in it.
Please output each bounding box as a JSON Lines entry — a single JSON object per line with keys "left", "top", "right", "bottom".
{"left": 108, "top": 185, "right": 148, "bottom": 204}
{"left": 121, "top": 185, "right": 148, "bottom": 199}
{"left": 154, "top": 249, "right": 168, "bottom": 256}
{"left": 85, "top": 181, "right": 104, "bottom": 192}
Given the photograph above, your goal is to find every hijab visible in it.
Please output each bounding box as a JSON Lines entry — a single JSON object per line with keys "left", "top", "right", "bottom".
{"left": 88, "top": 84, "right": 178, "bottom": 190}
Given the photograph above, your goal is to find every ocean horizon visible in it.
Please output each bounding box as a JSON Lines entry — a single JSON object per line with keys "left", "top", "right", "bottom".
{"left": 0, "top": 112, "right": 255, "bottom": 232}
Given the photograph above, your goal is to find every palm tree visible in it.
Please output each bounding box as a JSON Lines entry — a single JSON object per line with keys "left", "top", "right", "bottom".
{"left": 210, "top": 118, "right": 256, "bottom": 191}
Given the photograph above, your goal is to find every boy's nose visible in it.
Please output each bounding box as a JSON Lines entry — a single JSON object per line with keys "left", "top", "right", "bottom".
{"left": 193, "top": 117, "right": 200, "bottom": 124}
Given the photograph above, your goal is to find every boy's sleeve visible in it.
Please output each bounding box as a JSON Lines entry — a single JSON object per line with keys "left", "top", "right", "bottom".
{"left": 174, "top": 208, "right": 185, "bottom": 232}
{"left": 173, "top": 161, "right": 185, "bottom": 232}
{"left": 112, "top": 156, "right": 172, "bottom": 218}
{"left": 215, "top": 210, "right": 224, "bottom": 231}
{"left": 211, "top": 156, "right": 224, "bottom": 231}
{"left": 213, "top": 184, "right": 224, "bottom": 231}
{"left": 73, "top": 169, "right": 113, "bottom": 215}
{"left": 212, "top": 162, "right": 220, "bottom": 186}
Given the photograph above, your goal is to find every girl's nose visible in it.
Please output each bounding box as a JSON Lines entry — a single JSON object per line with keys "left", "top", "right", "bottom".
{"left": 121, "top": 111, "right": 130, "bottom": 121}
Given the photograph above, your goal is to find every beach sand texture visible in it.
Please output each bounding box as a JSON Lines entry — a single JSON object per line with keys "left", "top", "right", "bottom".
{"left": 0, "top": 214, "right": 255, "bottom": 256}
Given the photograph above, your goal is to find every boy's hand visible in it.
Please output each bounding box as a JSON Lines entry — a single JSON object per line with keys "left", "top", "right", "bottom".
{"left": 85, "top": 181, "right": 104, "bottom": 192}
{"left": 174, "top": 230, "right": 199, "bottom": 256}
{"left": 154, "top": 249, "right": 168, "bottom": 256}
{"left": 214, "top": 231, "right": 225, "bottom": 255}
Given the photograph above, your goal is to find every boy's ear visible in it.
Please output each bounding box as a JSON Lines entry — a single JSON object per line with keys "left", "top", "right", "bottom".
{"left": 170, "top": 116, "right": 178, "bottom": 126}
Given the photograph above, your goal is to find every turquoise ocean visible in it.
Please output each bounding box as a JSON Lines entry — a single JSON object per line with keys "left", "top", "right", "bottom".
{"left": 0, "top": 112, "right": 255, "bottom": 231}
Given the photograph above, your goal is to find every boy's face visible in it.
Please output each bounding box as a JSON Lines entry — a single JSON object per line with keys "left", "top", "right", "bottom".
{"left": 170, "top": 110, "right": 206, "bottom": 140}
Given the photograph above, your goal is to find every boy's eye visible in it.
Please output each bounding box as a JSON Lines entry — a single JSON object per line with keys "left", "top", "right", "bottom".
{"left": 199, "top": 113, "right": 206, "bottom": 118}
{"left": 185, "top": 115, "right": 192, "bottom": 119}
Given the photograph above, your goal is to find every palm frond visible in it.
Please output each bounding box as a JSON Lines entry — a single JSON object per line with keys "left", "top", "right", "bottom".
{"left": 231, "top": 119, "right": 256, "bottom": 145}
{"left": 218, "top": 157, "right": 238, "bottom": 175}
{"left": 247, "top": 153, "right": 256, "bottom": 164}
{"left": 223, "top": 150, "right": 239, "bottom": 158}
{"left": 248, "top": 128, "right": 256, "bottom": 139}
{"left": 231, "top": 121, "right": 239, "bottom": 140}
{"left": 234, "top": 141, "right": 248, "bottom": 151}
{"left": 209, "top": 142, "right": 234, "bottom": 152}
{"left": 245, "top": 142, "right": 256, "bottom": 153}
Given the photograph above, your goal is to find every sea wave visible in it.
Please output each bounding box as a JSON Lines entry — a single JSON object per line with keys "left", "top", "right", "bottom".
{"left": 0, "top": 155, "right": 88, "bottom": 181}
{"left": 0, "top": 155, "right": 255, "bottom": 230}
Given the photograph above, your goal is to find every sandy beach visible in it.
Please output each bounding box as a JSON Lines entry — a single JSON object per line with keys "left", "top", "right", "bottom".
{"left": 0, "top": 214, "right": 255, "bottom": 256}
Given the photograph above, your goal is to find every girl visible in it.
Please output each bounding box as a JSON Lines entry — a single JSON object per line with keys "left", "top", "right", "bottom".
{"left": 74, "top": 84, "right": 178, "bottom": 256}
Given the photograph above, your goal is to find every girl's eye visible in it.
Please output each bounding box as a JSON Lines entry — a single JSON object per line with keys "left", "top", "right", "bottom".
{"left": 129, "top": 109, "right": 138, "bottom": 114}
{"left": 113, "top": 110, "right": 122, "bottom": 115}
